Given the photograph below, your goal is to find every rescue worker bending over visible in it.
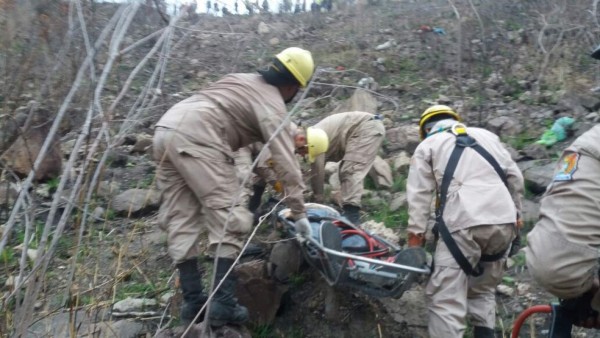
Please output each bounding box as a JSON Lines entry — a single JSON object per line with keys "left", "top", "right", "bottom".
{"left": 406, "top": 105, "right": 524, "bottom": 338}
{"left": 153, "top": 47, "right": 316, "bottom": 327}
{"left": 296, "top": 111, "right": 385, "bottom": 224}
{"left": 525, "top": 124, "right": 600, "bottom": 333}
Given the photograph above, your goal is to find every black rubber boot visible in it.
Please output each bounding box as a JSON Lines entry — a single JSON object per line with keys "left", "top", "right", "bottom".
{"left": 473, "top": 326, "right": 495, "bottom": 338}
{"left": 208, "top": 257, "right": 249, "bottom": 326}
{"left": 342, "top": 204, "right": 361, "bottom": 224}
{"left": 548, "top": 303, "right": 574, "bottom": 338}
{"left": 177, "top": 259, "right": 208, "bottom": 325}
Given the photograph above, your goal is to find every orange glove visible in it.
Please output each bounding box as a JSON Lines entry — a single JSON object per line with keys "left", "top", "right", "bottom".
{"left": 272, "top": 181, "right": 283, "bottom": 194}
{"left": 407, "top": 232, "right": 425, "bottom": 247}
{"left": 516, "top": 218, "right": 524, "bottom": 229}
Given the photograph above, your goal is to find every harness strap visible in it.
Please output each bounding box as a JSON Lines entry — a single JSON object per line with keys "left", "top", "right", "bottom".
{"left": 434, "top": 125, "right": 510, "bottom": 277}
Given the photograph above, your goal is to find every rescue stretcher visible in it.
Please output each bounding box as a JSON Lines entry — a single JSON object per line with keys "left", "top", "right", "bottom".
{"left": 276, "top": 203, "right": 431, "bottom": 298}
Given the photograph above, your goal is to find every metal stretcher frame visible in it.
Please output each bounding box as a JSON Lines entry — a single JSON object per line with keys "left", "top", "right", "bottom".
{"left": 276, "top": 203, "right": 431, "bottom": 298}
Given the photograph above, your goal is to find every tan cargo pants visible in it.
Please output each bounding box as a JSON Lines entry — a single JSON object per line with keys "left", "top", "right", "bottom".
{"left": 426, "top": 223, "right": 515, "bottom": 338}
{"left": 153, "top": 128, "right": 253, "bottom": 263}
{"left": 340, "top": 119, "right": 385, "bottom": 207}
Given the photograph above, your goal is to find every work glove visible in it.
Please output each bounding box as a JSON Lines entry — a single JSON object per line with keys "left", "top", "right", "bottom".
{"left": 407, "top": 232, "right": 425, "bottom": 248}
{"left": 272, "top": 181, "right": 283, "bottom": 194}
{"left": 294, "top": 217, "right": 312, "bottom": 239}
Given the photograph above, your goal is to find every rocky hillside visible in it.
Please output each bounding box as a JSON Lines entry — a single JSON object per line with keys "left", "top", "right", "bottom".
{"left": 1, "top": 0, "right": 600, "bottom": 337}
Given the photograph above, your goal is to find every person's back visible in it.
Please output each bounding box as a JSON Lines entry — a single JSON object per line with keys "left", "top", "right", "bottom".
{"left": 412, "top": 125, "right": 520, "bottom": 230}
{"left": 152, "top": 47, "right": 316, "bottom": 328}
{"left": 526, "top": 124, "right": 600, "bottom": 315}
{"left": 312, "top": 111, "right": 377, "bottom": 162}
{"left": 308, "top": 111, "right": 385, "bottom": 223}
{"left": 406, "top": 105, "right": 523, "bottom": 338}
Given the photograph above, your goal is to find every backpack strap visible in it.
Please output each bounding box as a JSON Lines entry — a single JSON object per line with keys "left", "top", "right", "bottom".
{"left": 433, "top": 124, "right": 509, "bottom": 277}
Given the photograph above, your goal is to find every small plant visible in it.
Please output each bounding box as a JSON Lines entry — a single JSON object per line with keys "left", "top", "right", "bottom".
{"left": 285, "top": 327, "right": 305, "bottom": 338}
{"left": 46, "top": 177, "right": 60, "bottom": 193}
{"left": 503, "top": 132, "right": 535, "bottom": 151}
{"left": 104, "top": 208, "right": 116, "bottom": 221}
{"left": 370, "top": 205, "right": 409, "bottom": 229}
{"left": 391, "top": 174, "right": 407, "bottom": 193}
{"left": 117, "top": 282, "right": 156, "bottom": 299}
{"left": 252, "top": 324, "right": 273, "bottom": 338}
{"left": 1, "top": 247, "right": 16, "bottom": 266}
{"left": 511, "top": 251, "right": 526, "bottom": 268}
{"left": 288, "top": 273, "right": 306, "bottom": 288}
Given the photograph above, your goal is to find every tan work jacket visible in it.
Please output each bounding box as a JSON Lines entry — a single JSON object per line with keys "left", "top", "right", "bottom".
{"left": 407, "top": 124, "right": 524, "bottom": 236}
{"left": 156, "top": 73, "right": 306, "bottom": 218}
{"left": 536, "top": 124, "right": 600, "bottom": 246}
{"left": 310, "top": 111, "right": 382, "bottom": 196}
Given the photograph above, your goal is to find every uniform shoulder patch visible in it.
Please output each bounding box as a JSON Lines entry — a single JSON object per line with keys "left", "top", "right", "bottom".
{"left": 553, "top": 152, "right": 580, "bottom": 181}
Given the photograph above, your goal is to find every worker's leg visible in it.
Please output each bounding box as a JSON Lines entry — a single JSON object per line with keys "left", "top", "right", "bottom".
{"left": 467, "top": 224, "right": 514, "bottom": 336}
{"left": 154, "top": 129, "right": 209, "bottom": 323}
{"left": 426, "top": 229, "right": 481, "bottom": 338}
{"left": 339, "top": 120, "right": 384, "bottom": 222}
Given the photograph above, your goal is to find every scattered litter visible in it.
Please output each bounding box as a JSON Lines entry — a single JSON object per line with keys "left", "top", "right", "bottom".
{"left": 536, "top": 116, "right": 575, "bottom": 146}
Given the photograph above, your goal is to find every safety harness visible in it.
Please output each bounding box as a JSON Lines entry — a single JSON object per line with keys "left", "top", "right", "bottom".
{"left": 433, "top": 123, "right": 509, "bottom": 277}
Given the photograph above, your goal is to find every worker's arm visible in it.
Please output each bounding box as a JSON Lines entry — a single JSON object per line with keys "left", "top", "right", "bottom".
{"left": 406, "top": 147, "right": 436, "bottom": 246}
{"left": 505, "top": 157, "right": 525, "bottom": 221}
{"left": 310, "top": 153, "right": 326, "bottom": 203}
{"left": 259, "top": 115, "right": 306, "bottom": 220}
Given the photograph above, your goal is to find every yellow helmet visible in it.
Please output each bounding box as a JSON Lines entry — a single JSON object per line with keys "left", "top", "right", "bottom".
{"left": 275, "top": 47, "right": 315, "bottom": 87}
{"left": 419, "top": 105, "right": 461, "bottom": 140}
{"left": 306, "top": 127, "right": 329, "bottom": 163}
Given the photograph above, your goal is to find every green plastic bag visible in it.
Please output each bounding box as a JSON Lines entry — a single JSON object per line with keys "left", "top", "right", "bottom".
{"left": 536, "top": 117, "right": 575, "bottom": 146}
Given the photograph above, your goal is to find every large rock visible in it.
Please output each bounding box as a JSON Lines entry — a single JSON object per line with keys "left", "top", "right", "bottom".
{"left": 112, "top": 297, "right": 158, "bottom": 313}
{"left": 368, "top": 156, "right": 393, "bottom": 189}
{"left": 389, "top": 192, "right": 407, "bottom": 212}
{"left": 27, "top": 309, "right": 112, "bottom": 337}
{"left": 0, "top": 118, "right": 62, "bottom": 181}
{"left": 521, "top": 143, "right": 551, "bottom": 160}
{"left": 486, "top": 116, "right": 522, "bottom": 138}
{"left": 257, "top": 21, "right": 269, "bottom": 34}
{"left": 331, "top": 89, "right": 378, "bottom": 115}
{"left": 324, "top": 161, "right": 340, "bottom": 178}
{"left": 518, "top": 160, "right": 555, "bottom": 195}
{"left": 235, "top": 260, "right": 288, "bottom": 325}
{"left": 111, "top": 189, "right": 160, "bottom": 215}
{"left": 268, "top": 241, "right": 303, "bottom": 283}
{"left": 390, "top": 151, "right": 411, "bottom": 173}
{"left": 329, "top": 171, "right": 341, "bottom": 190}
{"left": 385, "top": 126, "right": 420, "bottom": 153}
{"left": 577, "top": 94, "right": 600, "bottom": 112}
{"left": 380, "top": 288, "right": 428, "bottom": 331}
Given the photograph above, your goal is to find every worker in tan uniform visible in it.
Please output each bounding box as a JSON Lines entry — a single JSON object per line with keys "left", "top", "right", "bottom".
{"left": 296, "top": 111, "right": 385, "bottom": 224}
{"left": 405, "top": 105, "right": 524, "bottom": 338}
{"left": 152, "top": 47, "right": 326, "bottom": 326}
{"left": 525, "top": 124, "right": 600, "bottom": 333}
